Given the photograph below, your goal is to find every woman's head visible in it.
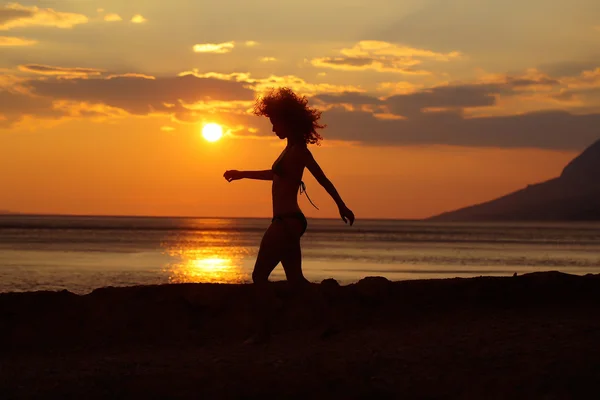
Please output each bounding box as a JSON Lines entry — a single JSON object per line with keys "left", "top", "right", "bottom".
{"left": 253, "top": 87, "right": 325, "bottom": 145}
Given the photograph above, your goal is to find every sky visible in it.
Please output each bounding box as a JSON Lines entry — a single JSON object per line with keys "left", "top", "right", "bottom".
{"left": 1, "top": 0, "right": 599, "bottom": 219}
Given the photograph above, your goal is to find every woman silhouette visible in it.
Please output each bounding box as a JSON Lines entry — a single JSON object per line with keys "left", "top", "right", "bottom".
{"left": 223, "top": 87, "right": 354, "bottom": 342}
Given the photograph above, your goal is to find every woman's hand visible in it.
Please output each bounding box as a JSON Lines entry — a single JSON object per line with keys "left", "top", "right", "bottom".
{"left": 339, "top": 205, "right": 355, "bottom": 226}
{"left": 223, "top": 170, "right": 243, "bottom": 182}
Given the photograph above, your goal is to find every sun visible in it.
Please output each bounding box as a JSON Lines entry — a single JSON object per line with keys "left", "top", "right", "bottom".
{"left": 201, "top": 123, "right": 223, "bottom": 142}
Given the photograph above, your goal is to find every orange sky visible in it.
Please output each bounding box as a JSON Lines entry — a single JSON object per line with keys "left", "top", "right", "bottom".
{"left": 0, "top": 1, "right": 598, "bottom": 219}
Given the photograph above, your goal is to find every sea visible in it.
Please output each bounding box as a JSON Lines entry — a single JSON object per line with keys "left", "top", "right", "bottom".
{"left": 1, "top": 215, "right": 599, "bottom": 294}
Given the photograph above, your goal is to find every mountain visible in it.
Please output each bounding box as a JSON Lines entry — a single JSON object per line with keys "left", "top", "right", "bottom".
{"left": 428, "top": 139, "right": 600, "bottom": 221}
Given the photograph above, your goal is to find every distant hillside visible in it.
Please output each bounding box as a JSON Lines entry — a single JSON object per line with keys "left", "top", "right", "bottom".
{"left": 428, "top": 139, "right": 600, "bottom": 221}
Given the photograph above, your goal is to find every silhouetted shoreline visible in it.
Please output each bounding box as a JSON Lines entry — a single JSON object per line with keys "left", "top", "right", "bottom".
{"left": 2, "top": 272, "right": 600, "bottom": 399}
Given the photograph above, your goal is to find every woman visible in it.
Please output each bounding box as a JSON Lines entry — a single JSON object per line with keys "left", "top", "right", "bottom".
{"left": 223, "top": 87, "right": 355, "bottom": 342}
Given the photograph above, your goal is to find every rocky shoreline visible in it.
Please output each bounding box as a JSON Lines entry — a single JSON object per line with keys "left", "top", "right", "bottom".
{"left": 1, "top": 271, "right": 600, "bottom": 398}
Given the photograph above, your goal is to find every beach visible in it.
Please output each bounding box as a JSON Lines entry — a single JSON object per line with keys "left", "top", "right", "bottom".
{"left": 2, "top": 271, "right": 599, "bottom": 399}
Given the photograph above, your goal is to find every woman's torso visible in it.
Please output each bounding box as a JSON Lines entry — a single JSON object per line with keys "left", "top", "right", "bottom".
{"left": 271, "top": 144, "right": 307, "bottom": 215}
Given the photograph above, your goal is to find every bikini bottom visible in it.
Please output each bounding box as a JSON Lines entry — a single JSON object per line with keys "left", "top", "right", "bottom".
{"left": 272, "top": 212, "right": 307, "bottom": 237}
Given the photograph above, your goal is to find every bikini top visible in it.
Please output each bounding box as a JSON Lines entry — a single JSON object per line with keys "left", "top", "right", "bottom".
{"left": 272, "top": 147, "right": 319, "bottom": 210}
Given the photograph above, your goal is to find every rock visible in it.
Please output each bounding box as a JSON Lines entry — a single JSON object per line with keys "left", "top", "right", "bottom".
{"left": 354, "top": 276, "right": 391, "bottom": 304}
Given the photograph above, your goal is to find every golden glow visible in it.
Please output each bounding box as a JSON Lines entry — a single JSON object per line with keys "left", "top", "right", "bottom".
{"left": 104, "top": 13, "right": 123, "bottom": 22}
{"left": 131, "top": 14, "right": 147, "bottom": 24}
{"left": 162, "top": 237, "right": 250, "bottom": 284}
{"left": 0, "top": 36, "right": 38, "bottom": 47}
{"left": 201, "top": 123, "right": 223, "bottom": 142}
{"left": 192, "top": 42, "right": 235, "bottom": 54}
{"left": 169, "top": 256, "right": 246, "bottom": 284}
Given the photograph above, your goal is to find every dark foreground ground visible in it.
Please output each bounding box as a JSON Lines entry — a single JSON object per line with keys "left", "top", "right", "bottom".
{"left": 1, "top": 271, "right": 600, "bottom": 399}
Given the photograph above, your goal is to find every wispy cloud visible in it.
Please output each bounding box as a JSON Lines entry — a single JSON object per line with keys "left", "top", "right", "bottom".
{"left": 106, "top": 73, "right": 155, "bottom": 80}
{"left": 193, "top": 41, "right": 235, "bottom": 54}
{"left": 130, "top": 14, "right": 147, "bottom": 24}
{"left": 310, "top": 40, "right": 462, "bottom": 74}
{"left": 476, "top": 68, "right": 559, "bottom": 84}
{"left": 260, "top": 57, "right": 277, "bottom": 62}
{"left": 104, "top": 13, "right": 122, "bottom": 22}
{"left": 0, "top": 36, "right": 36, "bottom": 46}
{"left": 18, "top": 64, "right": 105, "bottom": 77}
{"left": 191, "top": 40, "right": 259, "bottom": 54}
{"left": 161, "top": 126, "right": 175, "bottom": 132}
{"left": 0, "top": 3, "right": 88, "bottom": 30}
{"left": 180, "top": 69, "right": 364, "bottom": 96}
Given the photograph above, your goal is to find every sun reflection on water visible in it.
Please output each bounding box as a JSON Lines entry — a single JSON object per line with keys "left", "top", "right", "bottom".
{"left": 162, "top": 242, "right": 251, "bottom": 284}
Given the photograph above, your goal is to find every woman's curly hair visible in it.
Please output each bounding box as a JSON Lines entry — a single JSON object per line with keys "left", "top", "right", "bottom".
{"left": 253, "top": 87, "right": 325, "bottom": 145}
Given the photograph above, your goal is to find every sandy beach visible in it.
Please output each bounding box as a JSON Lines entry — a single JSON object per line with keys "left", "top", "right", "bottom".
{"left": 1, "top": 271, "right": 599, "bottom": 399}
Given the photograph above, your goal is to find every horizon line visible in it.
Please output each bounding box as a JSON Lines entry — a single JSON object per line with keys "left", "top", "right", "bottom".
{"left": 0, "top": 211, "right": 423, "bottom": 222}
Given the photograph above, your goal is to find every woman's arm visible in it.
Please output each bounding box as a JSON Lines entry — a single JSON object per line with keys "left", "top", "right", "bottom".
{"left": 241, "top": 170, "right": 274, "bottom": 180}
{"left": 224, "top": 169, "right": 273, "bottom": 182}
{"left": 305, "top": 150, "right": 355, "bottom": 225}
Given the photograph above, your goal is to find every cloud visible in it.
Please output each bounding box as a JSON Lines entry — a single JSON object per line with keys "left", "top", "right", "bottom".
{"left": 565, "top": 68, "right": 600, "bottom": 89}
{"left": 539, "top": 68, "right": 600, "bottom": 107}
{"left": 251, "top": 74, "right": 365, "bottom": 96}
{"left": 18, "top": 64, "right": 105, "bottom": 78}
{"left": 310, "top": 40, "right": 462, "bottom": 74}
{"left": 304, "top": 67, "right": 599, "bottom": 149}
{"left": 161, "top": 126, "right": 175, "bottom": 132}
{"left": 191, "top": 40, "right": 258, "bottom": 54}
{"left": 2, "top": 66, "right": 366, "bottom": 130}
{"left": 6, "top": 60, "right": 598, "bottom": 151}
{"left": 377, "top": 81, "right": 422, "bottom": 95}
{"left": 260, "top": 57, "right": 277, "bottom": 62}
{"left": 315, "top": 68, "right": 568, "bottom": 118}
{"left": 475, "top": 68, "right": 561, "bottom": 91}
{"left": 193, "top": 41, "right": 235, "bottom": 54}
{"left": 340, "top": 41, "right": 461, "bottom": 60}
{"left": 0, "top": 89, "right": 62, "bottom": 127}
{"left": 104, "top": 13, "right": 122, "bottom": 22}
{"left": 0, "top": 35, "right": 36, "bottom": 46}
{"left": 51, "top": 100, "right": 129, "bottom": 121}
{"left": 318, "top": 106, "right": 600, "bottom": 150}
{"left": 315, "top": 84, "right": 502, "bottom": 117}
{"left": 0, "top": 3, "right": 88, "bottom": 30}
{"left": 106, "top": 73, "right": 155, "bottom": 80}
{"left": 180, "top": 69, "right": 365, "bottom": 96}
{"left": 0, "top": 70, "right": 258, "bottom": 129}
{"left": 130, "top": 14, "right": 147, "bottom": 24}
{"left": 27, "top": 73, "right": 255, "bottom": 116}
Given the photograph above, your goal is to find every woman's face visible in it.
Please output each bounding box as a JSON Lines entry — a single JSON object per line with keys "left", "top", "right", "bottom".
{"left": 269, "top": 116, "right": 289, "bottom": 140}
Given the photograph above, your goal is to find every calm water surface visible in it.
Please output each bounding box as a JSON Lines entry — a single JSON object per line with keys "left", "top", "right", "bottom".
{"left": 1, "top": 215, "right": 599, "bottom": 294}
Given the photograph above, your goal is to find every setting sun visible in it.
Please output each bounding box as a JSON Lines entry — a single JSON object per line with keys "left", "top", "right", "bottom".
{"left": 202, "top": 123, "right": 223, "bottom": 142}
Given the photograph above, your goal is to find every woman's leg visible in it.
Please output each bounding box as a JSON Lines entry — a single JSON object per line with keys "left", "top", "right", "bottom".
{"left": 246, "top": 221, "right": 289, "bottom": 343}
{"left": 280, "top": 218, "right": 339, "bottom": 338}
{"left": 280, "top": 228, "right": 309, "bottom": 286}
{"left": 252, "top": 222, "right": 286, "bottom": 284}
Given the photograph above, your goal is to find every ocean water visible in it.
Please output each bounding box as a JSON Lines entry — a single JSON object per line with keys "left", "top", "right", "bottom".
{"left": 1, "top": 215, "right": 599, "bottom": 294}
